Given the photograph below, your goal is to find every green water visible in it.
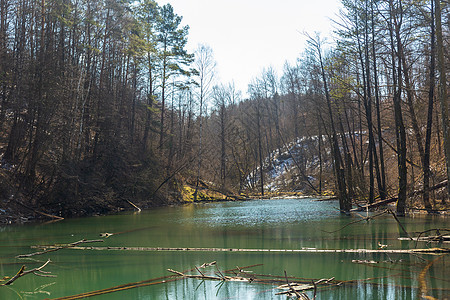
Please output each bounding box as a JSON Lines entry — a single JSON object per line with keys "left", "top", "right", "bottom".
{"left": 0, "top": 198, "right": 448, "bottom": 299}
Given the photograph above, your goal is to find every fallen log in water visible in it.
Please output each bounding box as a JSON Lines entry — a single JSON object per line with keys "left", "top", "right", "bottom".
{"left": 18, "top": 239, "right": 104, "bottom": 258}
{"left": 168, "top": 265, "right": 327, "bottom": 299}
{"left": 31, "top": 245, "right": 450, "bottom": 254}
{"left": 418, "top": 254, "right": 449, "bottom": 299}
{"left": 167, "top": 268, "right": 251, "bottom": 282}
{"left": 276, "top": 282, "right": 315, "bottom": 296}
{"left": 49, "top": 261, "right": 231, "bottom": 300}
{"left": 398, "top": 236, "right": 450, "bottom": 242}
{"left": 398, "top": 229, "right": 450, "bottom": 247}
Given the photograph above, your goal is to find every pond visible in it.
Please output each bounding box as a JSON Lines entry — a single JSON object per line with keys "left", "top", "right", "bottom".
{"left": 0, "top": 198, "right": 448, "bottom": 299}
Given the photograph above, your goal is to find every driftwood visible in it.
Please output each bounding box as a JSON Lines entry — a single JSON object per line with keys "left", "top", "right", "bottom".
{"left": 1, "top": 259, "right": 54, "bottom": 286}
{"left": 282, "top": 270, "right": 306, "bottom": 299}
{"left": 199, "top": 261, "right": 216, "bottom": 268}
{"left": 169, "top": 264, "right": 332, "bottom": 299}
{"left": 276, "top": 282, "right": 317, "bottom": 295}
{"left": 49, "top": 262, "right": 232, "bottom": 300}
{"left": 398, "top": 228, "right": 450, "bottom": 247}
{"left": 399, "top": 236, "right": 450, "bottom": 242}
{"left": 17, "top": 239, "right": 104, "bottom": 258}
{"left": 168, "top": 263, "right": 263, "bottom": 283}
{"left": 125, "top": 200, "right": 141, "bottom": 212}
{"left": 167, "top": 268, "right": 251, "bottom": 282}
{"left": 99, "top": 233, "right": 114, "bottom": 238}
{"left": 167, "top": 268, "right": 230, "bottom": 281}
{"left": 168, "top": 264, "right": 325, "bottom": 299}
{"left": 33, "top": 245, "right": 450, "bottom": 254}
{"left": 275, "top": 270, "right": 314, "bottom": 299}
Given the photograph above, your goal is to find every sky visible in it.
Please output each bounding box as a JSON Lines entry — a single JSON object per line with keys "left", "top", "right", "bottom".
{"left": 158, "top": 0, "right": 343, "bottom": 96}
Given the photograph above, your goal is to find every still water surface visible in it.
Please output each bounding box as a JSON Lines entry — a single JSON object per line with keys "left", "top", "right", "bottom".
{"left": 0, "top": 198, "right": 448, "bottom": 299}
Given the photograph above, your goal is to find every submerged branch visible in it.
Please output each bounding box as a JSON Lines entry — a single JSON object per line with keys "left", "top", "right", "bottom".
{"left": 1, "top": 259, "right": 53, "bottom": 286}
{"left": 50, "top": 262, "right": 224, "bottom": 300}
{"left": 322, "top": 210, "right": 389, "bottom": 233}
{"left": 418, "top": 254, "right": 448, "bottom": 299}
{"left": 387, "top": 209, "right": 413, "bottom": 240}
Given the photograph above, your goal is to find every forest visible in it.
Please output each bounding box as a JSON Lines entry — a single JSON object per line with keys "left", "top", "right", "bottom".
{"left": 0, "top": 0, "right": 449, "bottom": 222}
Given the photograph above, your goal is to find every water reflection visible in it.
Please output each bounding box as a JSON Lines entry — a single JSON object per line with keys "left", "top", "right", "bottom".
{"left": 0, "top": 198, "right": 448, "bottom": 299}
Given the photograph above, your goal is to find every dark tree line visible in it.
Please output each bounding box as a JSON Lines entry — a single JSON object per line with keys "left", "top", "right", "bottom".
{"left": 0, "top": 0, "right": 197, "bottom": 216}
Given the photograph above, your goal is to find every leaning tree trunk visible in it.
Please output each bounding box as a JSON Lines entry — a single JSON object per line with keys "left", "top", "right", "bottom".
{"left": 314, "top": 39, "right": 350, "bottom": 212}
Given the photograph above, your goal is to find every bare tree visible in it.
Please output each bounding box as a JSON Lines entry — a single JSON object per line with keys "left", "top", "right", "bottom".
{"left": 435, "top": 0, "right": 450, "bottom": 198}
{"left": 193, "top": 44, "right": 216, "bottom": 201}
{"left": 306, "top": 33, "right": 350, "bottom": 212}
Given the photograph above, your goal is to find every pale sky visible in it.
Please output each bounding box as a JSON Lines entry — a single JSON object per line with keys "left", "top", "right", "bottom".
{"left": 158, "top": 0, "right": 342, "bottom": 96}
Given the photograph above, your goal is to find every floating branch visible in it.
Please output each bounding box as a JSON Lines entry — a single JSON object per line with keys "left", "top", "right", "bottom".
{"left": 169, "top": 264, "right": 332, "bottom": 299}
{"left": 168, "top": 263, "right": 262, "bottom": 284}
{"left": 17, "top": 239, "right": 104, "bottom": 258}
{"left": 276, "top": 276, "right": 334, "bottom": 297}
{"left": 126, "top": 200, "right": 141, "bottom": 212}
{"left": 36, "top": 245, "right": 450, "bottom": 255}
{"left": 167, "top": 268, "right": 238, "bottom": 281}
{"left": 50, "top": 262, "right": 224, "bottom": 300}
{"left": 399, "top": 236, "right": 450, "bottom": 243}
{"left": 1, "top": 259, "right": 54, "bottom": 286}
{"left": 168, "top": 263, "right": 252, "bottom": 282}
{"left": 100, "top": 233, "right": 114, "bottom": 238}
{"left": 400, "top": 228, "right": 450, "bottom": 248}
{"left": 199, "top": 261, "right": 216, "bottom": 268}
{"left": 280, "top": 270, "right": 307, "bottom": 299}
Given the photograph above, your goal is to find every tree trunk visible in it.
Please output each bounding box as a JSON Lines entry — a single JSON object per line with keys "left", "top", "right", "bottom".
{"left": 257, "top": 99, "right": 264, "bottom": 197}
{"left": 313, "top": 36, "right": 350, "bottom": 212}
{"left": 390, "top": 0, "right": 408, "bottom": 216}
{"left": 371, "top": 0, "right": 387, "bottom": 200}
{"left": 220, "top": 103, "right": 226, "bottom": 191}
{"left": 423, "top": 0, "right": 436, "bottom": 212}
{"left": 435, "top": 0, "right": 450, "bottom": 200}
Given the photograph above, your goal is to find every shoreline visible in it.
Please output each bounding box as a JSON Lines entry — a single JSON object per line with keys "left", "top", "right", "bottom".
{"left": 1, "top": 193, "right": 448, "bottom": 226}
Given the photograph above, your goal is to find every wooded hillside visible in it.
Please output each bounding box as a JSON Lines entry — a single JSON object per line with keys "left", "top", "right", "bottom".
{"left": 0, "top": 0, "right": 449, "bottom": 221}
